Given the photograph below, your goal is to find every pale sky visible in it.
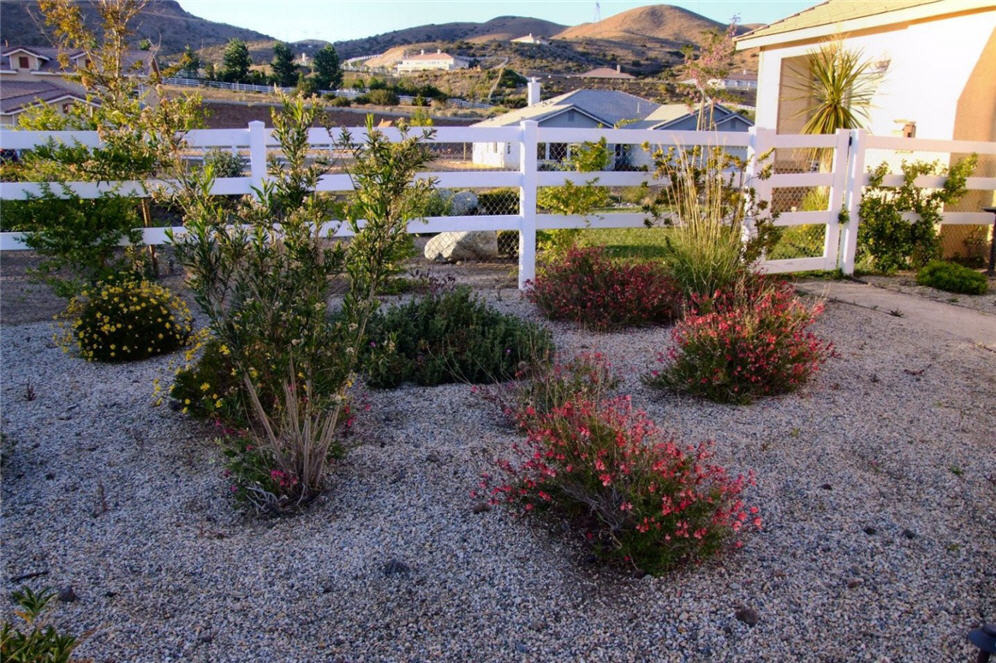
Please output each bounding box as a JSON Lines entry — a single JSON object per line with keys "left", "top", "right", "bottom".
{"left": 176, "top": 0, "right": 816, "bottom": 44}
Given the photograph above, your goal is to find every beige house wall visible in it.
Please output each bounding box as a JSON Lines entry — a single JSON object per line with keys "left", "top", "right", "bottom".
{"left": 750, "top": 8, "right": 996, "bottom": 260}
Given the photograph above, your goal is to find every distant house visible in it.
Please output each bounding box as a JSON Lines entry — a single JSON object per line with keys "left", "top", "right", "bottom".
{"left": 736, "top": 0, "right": 995, "bottom": 257}
{"left": 577, "top": 65, "right": 635, "bottom": 80}
{"left": 0, "top": 45, "right": 157, "bottom": 126}
{"left": 511, "top": 33, "right": 549, "bottom": 45}
{"left": 396, "top": 49, "right": 470, "bottom": 73}
{"left": 471, "top": 81, "right": 752, "bottom": 169}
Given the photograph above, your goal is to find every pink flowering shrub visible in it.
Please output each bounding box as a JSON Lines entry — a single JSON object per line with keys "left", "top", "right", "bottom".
{"left": 482, "top": 396, "right": 759, "bottom": 574}
{"left": 647, "top": 278, "right": 833, "bottom": 404}
{"left": 526, "top": 246, "right": 682, "bottom": 331}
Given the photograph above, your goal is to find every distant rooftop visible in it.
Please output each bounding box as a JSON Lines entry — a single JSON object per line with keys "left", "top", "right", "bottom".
{"left": 473, "top": 88, "right": 660, "bottom": 128}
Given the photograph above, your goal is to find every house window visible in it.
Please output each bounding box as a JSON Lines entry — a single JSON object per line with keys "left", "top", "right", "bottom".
{"left": 62, "top": 103, "right": 72, "bottom": 113}
{"left": 18, "top": 56, "right": 29, "bottom": 69}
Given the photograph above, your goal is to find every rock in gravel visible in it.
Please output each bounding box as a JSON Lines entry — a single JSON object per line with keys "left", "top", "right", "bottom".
{"left": 424, "top": 231, "right": 498, "bottom": 262}
{"left": 383, "top": 559, "right": 411, "bottom": 576}
{"left": 735, "top": 607, "right": 760, "bottom": 626}
{"left": 471, "top": 502, "right": 491, "bottom": 514}
{"left": 58, "top": 585, "right": 77, "bottom": 602}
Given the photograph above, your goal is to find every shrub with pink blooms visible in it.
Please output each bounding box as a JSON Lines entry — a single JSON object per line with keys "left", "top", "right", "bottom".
{"left": 483, "top": 396, "right": 759, "bottom": 574}
{"left": 646, "top": 278, "right": 833, "bottom": 404}
{"left": 526, "top": 246, "right": 682, "bottom": 331}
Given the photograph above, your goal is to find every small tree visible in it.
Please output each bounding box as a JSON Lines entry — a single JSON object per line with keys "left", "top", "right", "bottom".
{"left": 271, "top": 42, "right": 297, "bottom": 87}
{"left": 220, "top": 38, "right": 251, "bottom": 83}
{"left": 680, "top": 17, "right": 738, "bottom": 130}
{"left": 787, "top": 40, "right": 878, "bottom": 136}
{"left": 179, "top": 44, "right": 200, "bottom": 78}
{"left": 313, "top": 44, "right": 342, "bottom": 91}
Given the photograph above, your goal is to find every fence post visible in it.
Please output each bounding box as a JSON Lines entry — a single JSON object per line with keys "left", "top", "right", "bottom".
{"left": 518, "top": 120, "right": 539, "bottom": 289}
{"left": 745, "top": 126, "right": 774, "bottom": 253}
{"left": 248, "top": 120, "right": 266, "bottom": 199}
{"left": 823, "top": 129, "right": 851, "bottom": 270}
{"left": 839, "top": 129, "right": 866, "bottom": 275}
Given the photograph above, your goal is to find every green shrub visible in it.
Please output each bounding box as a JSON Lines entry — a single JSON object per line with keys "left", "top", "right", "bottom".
{"left": 363, "top": 286, "right": 553, "bottom": 388}
{"left": 916, "top": 260, "right": 988, "bottom": 295}
{"left": 1, "top": 587, "right": 85, "bottom": 663}
{"left": 365, "top": 89, "right": 400, "bottom": 106}
{"left": 476, "top": 188, "right": 519, "bottom": 216}
{"left": 203, "top": 148, "right": 245, "bottom": 178}
{"left": 58, "top": 279, "right": 192, "bottom": 362}
{"left": 326, "top": 94, "right": 352, "bottom": 107}
{"left": 170, "top": 337, "right": 242, "bottom": 421}
{"left": 0, "top": 190, "right": 143, "bottom": 297}
{"left": 858, "top": 156, "right": 977, "bottom": 272}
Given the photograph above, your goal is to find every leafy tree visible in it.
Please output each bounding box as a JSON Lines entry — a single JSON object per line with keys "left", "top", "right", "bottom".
{"left": 179, "top": 44, "right": 200, "bottom": 78}
{"left": 271, "top": 42, "right": 297, "bottom": 87}
{"left": 312, "top": 44, "right": 342, "bottom": 90}
{"left": 13, "top": 0, "right": 203, "bottom": 293}
{"left": 220, "top": 38, "right": 251, "bottom": 83}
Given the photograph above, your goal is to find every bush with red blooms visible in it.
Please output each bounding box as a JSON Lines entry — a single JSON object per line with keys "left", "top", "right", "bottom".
{"left": 482, "top": 395, "right": 759, "bottom": 574}
{"left": 646, "top": 277, "right": 833, "bottom": 404}
{"left": 526, "top": 246, "right": 682, "bottom": 331}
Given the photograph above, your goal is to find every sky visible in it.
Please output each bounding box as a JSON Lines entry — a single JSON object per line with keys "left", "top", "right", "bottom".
{"left": 176, "top": 0, "right": 817, "bottom": 44}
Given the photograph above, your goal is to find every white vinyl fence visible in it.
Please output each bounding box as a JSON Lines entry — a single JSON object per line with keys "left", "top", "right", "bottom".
{"left": 1, "top": 123, "right": 994, "bottom": 288}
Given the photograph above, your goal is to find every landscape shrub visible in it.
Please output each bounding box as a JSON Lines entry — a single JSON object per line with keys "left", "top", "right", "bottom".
{"left": 365, "top": 89, "right": 400, "bottom": 106}
{"left": 526, "top": 246, "right": 682, "bottom": 331}
{"left": 916, "top": 260, "right": 988, "bottom": 295}
{"left": 170, "top": 337, "right": 242, "bottom": 421}
{"left": 475, "top": 188, "right": 519, "bottom": 216}
{"left": 325, "top": 95, "right": 352, "bottom": 107}
{"left": 483, "top": 395, "right": 760, "bottom": 575}
{"left": 203, "top": 148, "right": 245, "bottom": 178}
{"left": 170, "top": 97, "right": 436, "bottom": 511}
{"left": 362, "top": 286, "right": 553, "bottom": 388}
{"left": 858, "top": 156, "right": 977, "bottom": 272}
{"left": 645, "top": 146, "right": 780, "bottom": 299}
{"left": 1, "top": 586, "right": 85, "bottom": 663}
{"left": 58, "top": 279, "right": 192, "bottom": 362}
{"left": 646, "top": 278, "right": 833, "bottom": 404}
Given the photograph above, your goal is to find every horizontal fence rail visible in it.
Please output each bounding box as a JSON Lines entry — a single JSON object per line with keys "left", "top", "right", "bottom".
{"left": 1, "top": 123, "right": 994, "bottom": 286}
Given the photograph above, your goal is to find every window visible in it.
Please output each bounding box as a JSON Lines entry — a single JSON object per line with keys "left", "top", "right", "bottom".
{"left": 18, "top": 56, "right": 29, "bottom": 69}
{"left": 62, "top": 103, "right": 72, "bottom": 113}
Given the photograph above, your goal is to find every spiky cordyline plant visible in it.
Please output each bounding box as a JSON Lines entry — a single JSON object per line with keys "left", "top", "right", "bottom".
{"left": 788, "top": 40, "right": 878, "bottom": 136}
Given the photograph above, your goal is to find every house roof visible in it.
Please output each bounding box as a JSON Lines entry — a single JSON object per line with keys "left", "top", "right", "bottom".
{"left": 473, "top": 88, "right": 661, "bottom": 128}
{"left": 578, "top": 66, "right": 636, "bottom": 79}
{"left": 736, "top": 0, "right": 993, "bottom": 48}
{"left": 2, "top": 45, "right": 156, "bottom": 74}
{"left": 0, "top": 80, "right": 88, "bottom": 114}
{"left": 630, "top": 102, "right": 751, "bottom": 130}
{"left": 401, "top": 51, "right": 462, "bottom": 62}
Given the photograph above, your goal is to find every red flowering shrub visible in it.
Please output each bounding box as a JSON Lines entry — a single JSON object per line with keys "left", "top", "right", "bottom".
{"left": 482, "top": 396, "right": 759, "bottom": 574}
{"left": 646, "top": 278, "right": 833, "bottom": 404}
{"left": 526, "top": 246, "right": 682, "bottom": 331}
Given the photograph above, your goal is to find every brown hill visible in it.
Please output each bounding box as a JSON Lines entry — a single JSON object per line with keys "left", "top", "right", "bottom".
{"left": 332, "top": 15, "right": 564, "bottom": 60}
{"left": 555, "top": 4, "right": 732, "bottom": 46}
{"left": 0, "top": 0, "right": 271, "bottom": 55}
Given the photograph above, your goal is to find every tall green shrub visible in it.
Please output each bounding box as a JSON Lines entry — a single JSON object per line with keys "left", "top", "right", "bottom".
{"left": 858, "top": 156, "right": 977, "bottom": 272}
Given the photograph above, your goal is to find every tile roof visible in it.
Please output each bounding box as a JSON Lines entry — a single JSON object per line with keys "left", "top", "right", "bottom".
{"left": 0, "top": 80, "right": 87, "bottom": 114}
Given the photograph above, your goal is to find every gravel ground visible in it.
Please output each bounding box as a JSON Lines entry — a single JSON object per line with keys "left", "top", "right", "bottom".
{"left": 860, "top": 272, "right": 996, "bottom": 315}
{"left": 2, "top": 273, "right": 995, "bottom": 662}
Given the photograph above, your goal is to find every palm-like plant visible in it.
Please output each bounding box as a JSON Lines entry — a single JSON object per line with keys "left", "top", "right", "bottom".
{"left": 789, "top": 40, "right": 879, "bottom": 135}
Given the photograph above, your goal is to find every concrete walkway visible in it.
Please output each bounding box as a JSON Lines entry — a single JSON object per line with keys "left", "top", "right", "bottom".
{"left": 795, "top": 279, "right": 996, "bottom": 352}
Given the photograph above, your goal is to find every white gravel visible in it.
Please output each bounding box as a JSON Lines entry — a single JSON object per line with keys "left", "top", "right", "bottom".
{"left": 2, "top": 285, "right": 994, "bottom": 662}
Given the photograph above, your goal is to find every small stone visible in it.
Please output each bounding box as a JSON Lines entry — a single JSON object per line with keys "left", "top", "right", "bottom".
{"left": 902, "top": 528, "right": 917, "bottom": 539}
{"left": 425, "top": 451, "right": 442, "bottom": 464}
{"left": 847, "top": 578, "right": 863, "bottom": 589}
{"left": 514, "top": 643, "right": 529, "bottom": 654}
{"left": 529, "top": 620, "right": 546, "bottom": 631}
{"left": 863, "top": 526, "right": 877, "bottom": 535}
{"left": 735, "top": 607, "right": 759, "bottom": 626}
{"left": 44, "top": 472, "right": 55, "bottom": 480}
{"left": 58, "top": 585, "right": 77, "bottom": 602}
{"left": 198, "top": 633, "right": 214, "bottom": 644}
{"left": 383, "top": 559, "right": 410, "bottom": 576}
{"left": 820, "top": 483, "right": 832, "bottom": 490}
{"left": 870, "top": 374, "right": 879, "bottom": 383}
{"left": 472, "top": 502, "right": 491, "bottom": 514}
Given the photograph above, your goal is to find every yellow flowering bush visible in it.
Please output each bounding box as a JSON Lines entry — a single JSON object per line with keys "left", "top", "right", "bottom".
{"left": 59, "top": 279, "right": 193, "bottom": 362}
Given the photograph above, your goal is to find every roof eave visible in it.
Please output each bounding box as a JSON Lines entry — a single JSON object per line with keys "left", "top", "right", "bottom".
{"left": 735, "top": 0, "right": 992, "bottom": 50}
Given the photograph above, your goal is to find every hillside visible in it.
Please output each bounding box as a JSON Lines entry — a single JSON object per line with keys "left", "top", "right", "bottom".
{"left": 555, "top": 5, "right": 727, "bottom": 45}
{"left": 0, "top": 0, "right": 271, "bottom": 54}
{"left": 331, "top": 15, "right": 565, "bottom": 60}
